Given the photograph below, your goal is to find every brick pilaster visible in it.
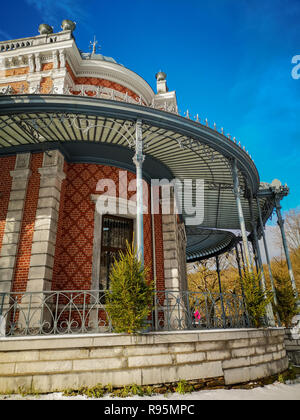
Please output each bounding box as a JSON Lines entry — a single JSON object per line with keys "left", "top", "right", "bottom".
{"left": 26, "top": 150, "right": 66, "bottom": 293}
{"left": 0, "top": 153, "right": 31, "bottom": 293}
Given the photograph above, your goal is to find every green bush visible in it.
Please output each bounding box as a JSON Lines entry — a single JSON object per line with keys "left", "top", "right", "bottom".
{"left": 106, "top": 241, "right": 154, "bottom": 334}
{"left": 241, "top": 270, "right": 273, "bottom": 328}
{"left": 273, "top": 273, "right": 299, "bottom": 327}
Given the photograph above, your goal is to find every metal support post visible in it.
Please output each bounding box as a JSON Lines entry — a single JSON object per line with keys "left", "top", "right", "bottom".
{"left": 256, "top": 197, "right": 278, "bottom": 302}
{"left": 235, "top": 243, "right": 243, "bottom": 279}
{"left": 249, "top": 196, "right": 276, "bottom": 326}
{"left": 133, "top": 119, "right": 145, "bottom": 266}
{"left": 235, "top": 243, "right": 247, "bottom": 309}
{"left": 216, "top": 255, "right": 226, "bottom": 327}
{"left": 251, "top": 238, "right": 259, "bottom": 273}
{"left": 232, "top": 159, "right": 252, "bottom": 270}
{"left": 239, "top": 242, "right": 246, "bottom": 273}
{"left": 275, "top": 198, "right": 298, "bottom": 300}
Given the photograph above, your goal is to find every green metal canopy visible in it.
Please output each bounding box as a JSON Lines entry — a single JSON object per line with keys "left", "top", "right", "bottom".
{"left": 0, "top": 93, "right": 286, "bottom": 261}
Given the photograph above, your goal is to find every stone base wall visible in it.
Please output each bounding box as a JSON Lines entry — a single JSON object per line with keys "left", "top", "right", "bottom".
{"left": 284, "top": 328, "right": 300, "bottom": 365}
{"left": 0, "top": 329, "right": 288, "bottom": 394}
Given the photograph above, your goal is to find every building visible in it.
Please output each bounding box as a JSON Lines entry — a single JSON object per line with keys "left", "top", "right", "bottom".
{"left": 0, "top": 20, "right": 295, "bottom": 394}
{"left": 0, "top": 21, "right": 297, "bottom": 335}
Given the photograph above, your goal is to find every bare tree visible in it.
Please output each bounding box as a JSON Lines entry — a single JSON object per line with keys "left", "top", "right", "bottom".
{"left": 282, "top": 208, "right": 300, "bottom": 251}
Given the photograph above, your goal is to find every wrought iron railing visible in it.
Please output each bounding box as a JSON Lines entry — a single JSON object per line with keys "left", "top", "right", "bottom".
{"left": 0, "top": 84, "right": 178, "bottom": 114}
{"left": 0, "top": 84, "right": 255, "bottom": 158}
{"left": 0, "top": 290, "right": 253, "bottom": 337}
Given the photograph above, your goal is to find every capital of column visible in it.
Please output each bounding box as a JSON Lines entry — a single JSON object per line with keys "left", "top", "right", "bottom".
{"left": 10, "top": 152, "right": 31, "bottom": 179}
{"left": 275, "top": 199, "right": 284, "bottom": 227}
{"left": 38, "top": 166, "right": 66, "bottom": 182}
{"left": 132, "top": 154, "right": 145, "bottom": 166}
{"left": 38, "top": 150, "right": 66, "bottom": 181}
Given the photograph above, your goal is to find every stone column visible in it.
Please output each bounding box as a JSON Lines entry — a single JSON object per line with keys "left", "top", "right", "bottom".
{"left": 161, "top": 188, "right": 187, "bottom": 329}
{"left": 0, "top": 153, "right": 31, "bottom": 293}
{"left": 162, "top": 214, "right": 181, "bottom": 292}
{"left": 20, "top": 150, "right": 65, "bottom": 332}
{"left": 26, "top": 150, "right": 66, "bottom": 294}
{"left": 0, "top": 153, "right": 31, "bottom": 336}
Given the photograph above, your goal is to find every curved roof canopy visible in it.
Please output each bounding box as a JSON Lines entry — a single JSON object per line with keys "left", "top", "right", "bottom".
{"left": 0, "top": 94, "right": 285, "bottom": 261}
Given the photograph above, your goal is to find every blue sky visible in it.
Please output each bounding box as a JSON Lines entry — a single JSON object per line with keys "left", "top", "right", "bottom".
{"left": 1, "top": 0, "right": 299, "bottom": 213}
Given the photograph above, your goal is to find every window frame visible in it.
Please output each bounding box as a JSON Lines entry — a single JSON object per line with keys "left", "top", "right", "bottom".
{"left": 100, "top": 214, "right": 134, "bottom": 290}
{"left": 90, "top": 195, "right": 137, "bottom": 291}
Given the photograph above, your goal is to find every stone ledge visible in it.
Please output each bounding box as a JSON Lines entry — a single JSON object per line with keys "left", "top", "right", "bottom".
{"left": 0, "top": 328, "right": 286, "bottom": 350}
{"left": 223, "top": 356, "right": 289, "bottom": 385}
{"left": 0, "top": 329, "right": 288, "bottom": 393}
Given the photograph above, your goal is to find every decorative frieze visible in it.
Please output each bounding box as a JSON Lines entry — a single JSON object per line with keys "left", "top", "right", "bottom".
{"left": 53, "top": 50, "right": 59, "bottom": 69}
{"left": 34, "top": 53, "right": 41, "bottom": 72}
{"left": 28, "top": 54, "right": 35, "bottom": 73}
{"left": 59, "top": 49, "right": 66, "bottom": 68}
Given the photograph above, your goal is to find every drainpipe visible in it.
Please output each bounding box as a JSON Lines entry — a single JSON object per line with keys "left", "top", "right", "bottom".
{"left": 151, "top": 185, "right": 158, "bottom": 330}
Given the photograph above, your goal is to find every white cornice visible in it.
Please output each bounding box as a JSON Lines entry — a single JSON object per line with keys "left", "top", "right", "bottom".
{"left": 0, "top": 39, "right": 74, "bottom": 60}
{"left": 66, "top": 49, "right": 155, "bottom": 105}
{"left": 0, "top": 31, "right": 156, "bottom": 104}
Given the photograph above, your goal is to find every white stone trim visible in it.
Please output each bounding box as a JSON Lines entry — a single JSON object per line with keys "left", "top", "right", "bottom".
{"left": 26, "top": 150, "right": 65, "bottom": 293}
{"left": 0, "top": 153, "right": 31, "bottom": 292}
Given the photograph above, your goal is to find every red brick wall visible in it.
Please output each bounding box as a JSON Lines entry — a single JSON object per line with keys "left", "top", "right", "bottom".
{"left": 0, "top": 67, "right": 29, "bottom": 77}
{"left": 0, "top": 81, "right": 29, "bottom": 93}
{"left": 154, "top": 213, "right": 165, "bottom": 291}
{"left": 12, "top": 153, "right": 42, "bottom": 292}
{"left": 0, "top": 156, "right": 164, "bottom": 292}
{"left": 0, "top": 156, "right": 16, "bottom": 253}
{"left": 66, "top": 61, "right": 141, "bottom": 102}
{"left": 52, "top": 163, "right": 162, "bottom": 291}
{"left": 40, "top": 76, "right": 53, "bottom": 94}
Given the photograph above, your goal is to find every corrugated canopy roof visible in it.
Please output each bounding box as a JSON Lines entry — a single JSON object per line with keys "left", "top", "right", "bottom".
{"left": 0, "top": 94, "right": 284, "bottom": 260}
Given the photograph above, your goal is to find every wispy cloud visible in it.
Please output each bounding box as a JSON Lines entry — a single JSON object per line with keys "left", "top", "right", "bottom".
{"left": 0, "top": 29, "right": 13, "bottom": 41}
{"left": 25, "top": 0, "right": 89, "bottom": 29}
{"left": 259, "top": 225, "right": 282, "bottom": 263}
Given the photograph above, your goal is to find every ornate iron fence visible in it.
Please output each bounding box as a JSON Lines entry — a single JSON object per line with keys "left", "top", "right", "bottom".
{"left": 0, "top": 84, "right": 178, "bottom": 114}
{"left": 0, "top": 290, "right": 253, "bottom": 337}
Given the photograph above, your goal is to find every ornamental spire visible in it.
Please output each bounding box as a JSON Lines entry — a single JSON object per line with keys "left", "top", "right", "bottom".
{"left": 89, "top": 35, "right": 100, "bottom": 55}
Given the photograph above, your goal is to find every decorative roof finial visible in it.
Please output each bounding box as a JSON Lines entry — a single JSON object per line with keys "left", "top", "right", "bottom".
{"left": 155, "top": 71, "right": 167, "bottom": 81}
{"left": 89, "top": 35, "right": 100, "bottom": 55}
{"left": 155, "top": 70, "right": 167, "bottom": 94}
{"left": 38, "top": 24, "right": 53, "bottom": 35}
{"left": 61, "top": 20, "right": 76, "bottom": 33}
